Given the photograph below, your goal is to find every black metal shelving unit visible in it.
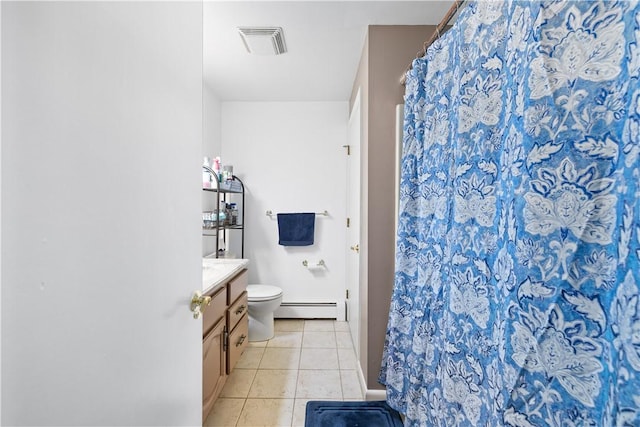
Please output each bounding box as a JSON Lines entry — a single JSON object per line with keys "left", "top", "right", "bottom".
{"left": 202, "top": 166, "right": 245, "bottom": 258}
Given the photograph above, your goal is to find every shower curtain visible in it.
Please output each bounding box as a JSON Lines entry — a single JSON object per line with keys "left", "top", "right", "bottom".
{"left": 380, "top": 1, "right": 640, "bottom": 426}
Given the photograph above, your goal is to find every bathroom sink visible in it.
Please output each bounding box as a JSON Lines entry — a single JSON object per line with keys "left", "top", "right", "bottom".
{"left": 202, "top": 258, "right": 249, "bottom": 292}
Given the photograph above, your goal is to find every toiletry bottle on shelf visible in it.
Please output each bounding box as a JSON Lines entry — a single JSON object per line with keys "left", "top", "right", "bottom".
{"left": 227, "top": 204, "right": 232, "bottom": 226}
{"left": 213, "top": 157, "right": 221, "bottom": 182}
{"left": 222, "top": 165, "right": 233, "bottom": 181}
{"left": 230, "top": 203, "right": 238, "bottom": 225}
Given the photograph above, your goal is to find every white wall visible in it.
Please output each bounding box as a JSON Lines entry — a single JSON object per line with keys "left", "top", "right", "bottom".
{"left": 221, "top": 102, "right": 348, "bottom": 310}
{"left": 2, "top": 3, "right": 203, "bottom": 425}
{"left": 203, "top": 83, "right": 222, "bottom": 157}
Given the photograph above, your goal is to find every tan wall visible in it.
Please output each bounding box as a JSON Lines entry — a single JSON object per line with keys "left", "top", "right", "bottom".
{"left": 350, "top": 25, "right": 436, "bottom": 390}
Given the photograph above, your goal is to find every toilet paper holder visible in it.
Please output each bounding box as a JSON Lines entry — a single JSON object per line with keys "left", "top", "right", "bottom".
{"left": 302, "top": 259, "right": 325, "bottom": 268}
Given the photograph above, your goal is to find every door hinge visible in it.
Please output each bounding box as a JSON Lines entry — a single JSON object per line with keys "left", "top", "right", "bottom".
{"left": 346, "top": 217, "right": 350, "bottom": 228}
{"left": 342, "top": 144, "right": 351, "bottom": 155}
{"left": 346, "top": 289, "right": 350, "bottom": 299}
{"left": 223, "top": 325, "right": 229, "bottom": 352}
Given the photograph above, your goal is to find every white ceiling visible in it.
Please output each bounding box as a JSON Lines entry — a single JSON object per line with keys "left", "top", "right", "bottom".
{"left": 203, "top": 1, "right": 453, "bottom": 102}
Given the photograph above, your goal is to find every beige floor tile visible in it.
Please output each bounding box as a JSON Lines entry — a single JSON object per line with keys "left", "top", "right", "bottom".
{"left": 207, "top": 322, "right": 366, "bottom": 425}
{"left": 236, "top": 398, "right": 294, "bottom": 427}
{"left": 248, "top": 369, "right": 298, "bottom": 398}
{"left": 335, "top": 332, "right": 353, "bottom": 349}
{"left": 303, "top": 320, "right": 335, "bottom": 331}
{"left": 291, "top": 398, "right": 312, "bottom": 427}
{"left": 274, "top": 319, "right": 304, "bottom": 332}
{"left": 267, "top": 331, "right": 303, "bottom": 348}
{"left": 302, "top": 331, "right": 336, "bottom": 348}
{"left": 337, "top": 348, "right": 359, "bottom": 370}
{"left": 340, "top": 370, "right": 364, "bottom": 399}
{"left": 204, "top": 398, "right": 245, "bottom": 426}
{"left": 220, "top": 369, "right": 257, "bottom": 398}
{"left": 235, "top": 347, "right": 265, "bottom": 369}
{"left": 299, "top": 348, "right": 339, "bottom": 370}
{"left": 296, "top": 370, "right": 342, "bottom": 399}
{"left": 249, "top": 339, "right": 267, "bottom": 348}
{"left": 291, "top": 400, "right": 307, "bottom": 427}
{"left": 334, "top": 321, "right": 350, "bottom": 332}
{"left": 259, "top": 347, "right": 301, "bottom": 370}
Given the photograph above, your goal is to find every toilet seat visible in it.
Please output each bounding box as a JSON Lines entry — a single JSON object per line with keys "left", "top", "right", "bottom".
{"left": 247, "top": 284, "right": 283, "bottom": 302}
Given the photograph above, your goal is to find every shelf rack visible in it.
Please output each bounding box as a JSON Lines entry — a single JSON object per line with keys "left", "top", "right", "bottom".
{"left": 202, "top": 166, "right": 245, "bottom": 258}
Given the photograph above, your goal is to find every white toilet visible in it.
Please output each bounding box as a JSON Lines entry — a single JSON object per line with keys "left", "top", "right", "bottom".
{"left": 247, "top": 284, "right": 283, "bottom": 342}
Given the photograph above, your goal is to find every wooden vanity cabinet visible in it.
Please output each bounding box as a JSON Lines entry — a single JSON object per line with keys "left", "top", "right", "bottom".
{"left": 202, "top": 284, "right": 227, "bottom": 420}
{"left": 202, "top": 268, "right": 249, "bottom": 421}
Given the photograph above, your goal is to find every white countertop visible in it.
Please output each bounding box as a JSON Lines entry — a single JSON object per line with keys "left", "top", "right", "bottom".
{"left": 202, "top": 258, "right": 249, "bottom": 294}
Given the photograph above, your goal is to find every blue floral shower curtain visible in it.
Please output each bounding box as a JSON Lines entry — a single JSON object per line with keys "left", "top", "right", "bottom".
{"left": 380, "top": 1, "right": 640, "bottom": 426}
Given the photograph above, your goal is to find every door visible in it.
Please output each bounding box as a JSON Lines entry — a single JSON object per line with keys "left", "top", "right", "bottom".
{"left": 345, "top": 90, "right": 361, "bottom": 357}
{"left": 1, "top": 3, "right": 203, "bottom": 425}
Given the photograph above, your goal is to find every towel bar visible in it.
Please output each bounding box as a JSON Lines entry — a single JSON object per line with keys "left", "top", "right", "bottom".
{"left": 266, "top": 210, "right": 328, "bottom": 217}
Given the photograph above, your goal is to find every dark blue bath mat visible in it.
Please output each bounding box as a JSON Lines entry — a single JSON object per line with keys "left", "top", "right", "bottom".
{"left": 305, "top": 400, "right": 403, "bottom": 427}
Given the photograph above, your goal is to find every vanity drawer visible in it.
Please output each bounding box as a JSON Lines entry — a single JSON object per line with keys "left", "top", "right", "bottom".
{"left": 203, "top": 285, "right": 227, "bottom": 337}
{"left": 227, "top": 314, "right": 248, "bottom": 374}
{"left": 227, "top": 269, "right": 248, "bottom": 305}
{"left": 227, "top": 291, "right": 248, "bottom": 332}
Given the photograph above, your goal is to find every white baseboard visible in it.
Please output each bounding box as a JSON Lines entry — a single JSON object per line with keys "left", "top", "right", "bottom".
{"left": 274, "top": 302, "right": 337, "bottom": 319}
{"left": 356, "top": 359, "right": 387, "bottom": 401}
{"left": 365, "top": 388, "right": 387, "bottom": 401}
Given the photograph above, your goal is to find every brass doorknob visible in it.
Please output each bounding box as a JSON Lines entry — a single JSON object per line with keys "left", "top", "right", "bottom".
{"left": 350, "top": 244, "right": 360, "bottom": 253}
{"left": 190, "top": 291, "right": 212, "bottom": 319}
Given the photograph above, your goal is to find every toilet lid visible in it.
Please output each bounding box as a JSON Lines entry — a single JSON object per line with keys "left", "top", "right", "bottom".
{"left": 247, "top": 284, "right": 283, "bottom": 301}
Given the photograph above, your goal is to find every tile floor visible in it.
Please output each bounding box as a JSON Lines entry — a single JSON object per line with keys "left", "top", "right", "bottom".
{"left": 203, "top": 319, "right": 364, "bottom": 427}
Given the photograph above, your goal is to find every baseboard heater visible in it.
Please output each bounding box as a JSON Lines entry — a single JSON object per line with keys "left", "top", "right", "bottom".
{"left": 275, "top": 302, "right": 339, "bottom": 319}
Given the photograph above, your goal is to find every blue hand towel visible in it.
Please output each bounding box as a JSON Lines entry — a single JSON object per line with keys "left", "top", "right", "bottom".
{"left": 277, "top": 213, "right": 315, "bottom": 246}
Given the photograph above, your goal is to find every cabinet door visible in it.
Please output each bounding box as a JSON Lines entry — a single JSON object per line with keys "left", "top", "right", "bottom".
{"left": 203, "top": 317, "right": 226, "bottom": 421}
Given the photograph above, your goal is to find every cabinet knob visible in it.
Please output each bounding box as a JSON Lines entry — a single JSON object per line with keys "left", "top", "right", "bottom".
{"left": 190, "top": 291, "right": 212, "bottom": 319}
{"left": 235, "top": 305, "right": 246, "bottom": 315}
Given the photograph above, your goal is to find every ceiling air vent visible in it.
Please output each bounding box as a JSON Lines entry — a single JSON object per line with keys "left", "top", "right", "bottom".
{"left": 237, "top": 27, "right": 287, "bottom": 55}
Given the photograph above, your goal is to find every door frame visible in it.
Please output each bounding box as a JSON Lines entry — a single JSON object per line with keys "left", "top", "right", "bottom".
{"left": 346, "top": 89, "right": 361, "bottom": 358}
